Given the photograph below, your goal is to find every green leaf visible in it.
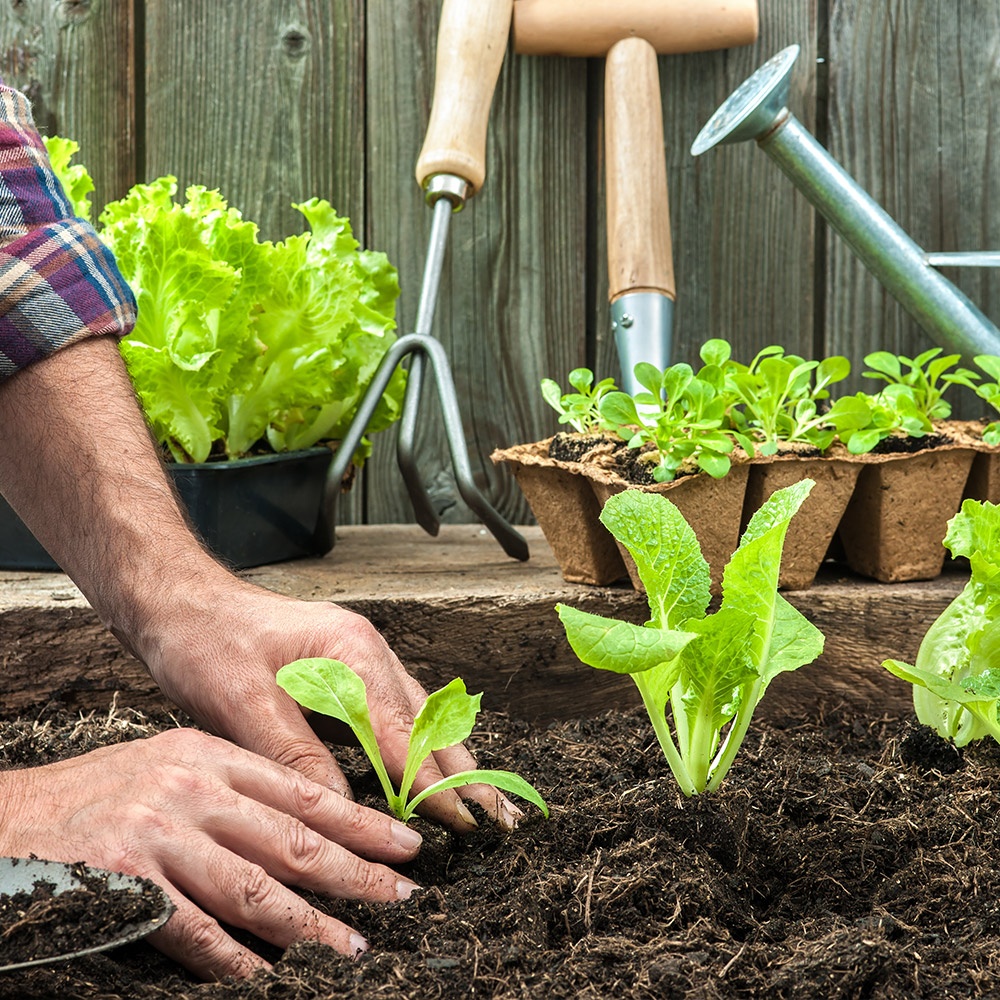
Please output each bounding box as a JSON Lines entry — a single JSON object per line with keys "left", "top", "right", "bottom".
{"left": 276, "top": 657, "right": 399, "bottom": 812}
{"left": 599, "top": 491, "right": 711, "bottom": 628}
{"left": 555, "top": 604, "right": 696, "bottom": 676}
{"left": 404, "top": 769, "right": 549, "bottom": 820}
{"left": 399, "top": 678, "right": 481, "bottom": 803}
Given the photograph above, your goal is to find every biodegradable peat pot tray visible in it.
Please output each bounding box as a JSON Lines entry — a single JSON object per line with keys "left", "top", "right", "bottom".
{"left": 493, "top": 433, "right": 750, "bottom": 593}
{"left": 742, "top": 449, "right": 862, "bottom": 591}
{"left": 490, "top": 438, "right": 627, "bottom": 585}
{"left": 0, "top": 447, "right": 336, "bottom": 572}
{"left": 836, "top": 426, "right": 980, "bottom": 584}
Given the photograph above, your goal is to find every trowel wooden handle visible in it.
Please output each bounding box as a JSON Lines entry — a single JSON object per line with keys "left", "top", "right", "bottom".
{"left": 605, "top": 37, "right": 675, "bottom": 302}
{"left": 415, "top": 0, "right": 513, "bottom": 195}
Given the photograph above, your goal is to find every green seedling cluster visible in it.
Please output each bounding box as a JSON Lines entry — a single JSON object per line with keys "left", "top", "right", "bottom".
{"left": 556, "top": 481, "right": 824, "bottom": 795}
{"left": 542, "top": 343, "right": 1000, "bottom": 475}
{"left": 883, "top": 500, "right": 1000, "bottom": 746}
{"left": 276, "top": 658, "right": 548, "bottom": 822}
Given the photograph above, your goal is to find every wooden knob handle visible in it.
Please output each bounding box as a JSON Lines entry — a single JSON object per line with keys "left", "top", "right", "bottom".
{"left": 415, "top": 0, "right": 513, "bottom": 195}
{"left": 514, "top": 0, "right": 759, "bottom": 57}
{"left": 605, "top": 37, "right": 675, "bottom": 302}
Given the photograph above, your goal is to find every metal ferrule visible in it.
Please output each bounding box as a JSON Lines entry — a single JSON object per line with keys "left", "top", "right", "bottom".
{"left": 692, "top": 45, "right": 1000, "bottom": 358}
{"left": 611, "top": 292, "right": 675, "bottom": 394}
{"left": 422, "top": 173, "right": 471, "bottom": 210}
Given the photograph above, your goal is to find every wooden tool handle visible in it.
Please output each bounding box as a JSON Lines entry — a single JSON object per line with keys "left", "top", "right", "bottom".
{"left": 513, "top": 0, "right": 759, "bottom": 57}
{"left": 605, "top": 37, "right": 675, "bottom": 302}
{"left": 415, "top": 0, "right": 513, "bottom": 195}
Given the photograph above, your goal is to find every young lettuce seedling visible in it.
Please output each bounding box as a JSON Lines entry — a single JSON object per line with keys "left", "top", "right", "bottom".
{"left": 556, "top": 480, "right": 823, "bottom": 795}
{"left": 540, "top": 368, "right": 619, "bottom": 434}
{"left": 883, "top": 499, "right": 1000, "bottom": 746}
{"left": 970, "top": 355, "right": 1000, "bottom": 445}
{"left": 862, "top": 348, "right": 979, "bottom": 423}
{"left": 275, "top": 658, "right": 548, "bottom": 822}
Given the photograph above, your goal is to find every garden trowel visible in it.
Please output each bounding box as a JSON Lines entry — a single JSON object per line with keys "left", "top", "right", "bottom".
{"left": 0, "top": 857, "right": 174, "bottom": 973}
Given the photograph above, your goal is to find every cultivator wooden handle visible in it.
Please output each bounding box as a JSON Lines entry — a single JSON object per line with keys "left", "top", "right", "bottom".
{"left": 415, "top": 0, "right": 513, "bottom": 196}
{"left": 604, "top": 37, "right": 674, "bottom": 304}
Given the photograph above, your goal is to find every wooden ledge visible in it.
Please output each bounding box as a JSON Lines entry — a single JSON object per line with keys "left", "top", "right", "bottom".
{"left": 0, "top": 525, "right": 966, "bottom": 721}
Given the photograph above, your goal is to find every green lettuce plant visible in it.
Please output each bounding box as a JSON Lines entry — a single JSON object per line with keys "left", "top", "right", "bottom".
{"left": 883, "top": 500, "right": 1000, "bottom": 746}
{"left": 556, "top": 480, "right": 824, "bottom": 795}
{"left": 969, "top": 355, "right": 1000, "bottom": 445}
{"left": 862, "top": 348, "right": 979, "bottom": 423}
{"left": 723, "top": 345, "right": 849, "bottom": 455}
{"left": 826, "top": 389, "right": 932, "bottom": 454}
{"left": 276, "top": 657, "right": 548, "bottom": 822}
{"left": 46, "top": 139, "right": 405, "bottom": 465}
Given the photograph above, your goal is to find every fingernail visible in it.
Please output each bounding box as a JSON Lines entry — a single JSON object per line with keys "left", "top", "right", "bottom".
{"left": 498, "top": 797, "right": 524, "bottom": 831}
{"left": 391, "top": 822, "right": 423, "bottom": 851}
{"left": 455, "top": 800, "right": 478, "bottom": 829}
{"left": 350, "top": 933, "right": 368, "bottom": 957}
{"left": 396, "top": 878, "right": 421, "bottom": 900}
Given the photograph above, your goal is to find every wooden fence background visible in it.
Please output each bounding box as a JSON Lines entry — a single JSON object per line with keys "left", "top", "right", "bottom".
{"left": 2, "top": 0, "right": 998, "bottom": 534}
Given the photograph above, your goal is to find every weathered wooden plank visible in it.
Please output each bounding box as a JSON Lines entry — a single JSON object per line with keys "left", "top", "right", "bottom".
{"left": 0, "top": 524, "right": 962, "bottom": 723}
{"left": 826, "top": 0, "right": 1000, "bottom": 410}
{"left": 0, "top": 0, "right": 135, "bottom": 207}
{"left": 144, "top": 0, "right": 364, "bottom": 244}
{"left": 364, "top": 1, "right": 590, "bottom": 526}
{"left": 592, "top": 6, "right": 820, "bottom": 382}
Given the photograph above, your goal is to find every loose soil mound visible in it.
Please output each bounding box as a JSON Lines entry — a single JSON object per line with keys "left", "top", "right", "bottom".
{"left": 1, "top": 701, "right": 998, "bottom": 998}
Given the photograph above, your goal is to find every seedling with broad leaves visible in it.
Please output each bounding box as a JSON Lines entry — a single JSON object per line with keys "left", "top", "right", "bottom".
{"left": 276, "top": 658, "right": 548, "bottom": 822}
{"left": 540, "top": 367, "right": 618, "bottom": 434}
{"left": 556, "top": 480, "right": 824, "bottom": 795}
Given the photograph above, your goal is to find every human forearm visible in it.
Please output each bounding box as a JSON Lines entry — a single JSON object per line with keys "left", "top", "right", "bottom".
{"left": 0, "top": 334, "right": 230, "bottom": 648}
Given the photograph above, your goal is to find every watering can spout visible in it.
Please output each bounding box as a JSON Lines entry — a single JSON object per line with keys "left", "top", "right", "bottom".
{"left": 692, "top": 44, "right": 1000, "bottom": 359}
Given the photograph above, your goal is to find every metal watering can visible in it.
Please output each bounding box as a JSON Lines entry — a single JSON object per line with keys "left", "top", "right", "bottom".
{"left": 691, "top": 44, "right": 1000, "bottom": 359}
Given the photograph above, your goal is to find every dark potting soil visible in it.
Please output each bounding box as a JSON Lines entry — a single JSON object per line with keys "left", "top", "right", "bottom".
{"left": 869, "top": 432, "right": 951, "bottom": 456}
{"left": 2, "top": 702, "right": 1000, "bottom": 999}
{"left": 0, "top": 863, "right": 166, "bottom": 967}
{"left": 547, "top": 432, "right": 659, "bottom": 485}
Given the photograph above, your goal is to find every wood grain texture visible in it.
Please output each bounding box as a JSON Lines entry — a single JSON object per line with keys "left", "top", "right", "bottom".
{"left": 144, "top": 0, "right": 364, "bottom": 244}
{"left": 0, "top": 0, "right": 135, "bottom": 207}
{"left": 826, "top": 0, "right": 1000, "bottom": 408}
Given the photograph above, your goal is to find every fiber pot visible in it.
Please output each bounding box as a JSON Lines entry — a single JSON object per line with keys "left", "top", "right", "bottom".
{"left": 836, "top": 435, "right": 977, "bottom": 583}
{"left": 491, "top": 439, "right": 627, "bottom": 585}
{"left": 0, "top": 447, "right": 335, "bottom": 572}
{"left": 742, "top": 452, "right": 862, "bottom": 591}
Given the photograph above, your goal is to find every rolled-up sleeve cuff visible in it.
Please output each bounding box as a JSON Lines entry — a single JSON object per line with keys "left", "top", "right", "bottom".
{"left": 0, "top": 86, "right": 137, "bottom": 381}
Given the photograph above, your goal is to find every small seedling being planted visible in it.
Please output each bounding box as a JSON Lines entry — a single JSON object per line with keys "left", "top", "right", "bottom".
{"left": 276, "top": 658, "right": 548, "bottom": 822}
{"left": 556, "top": 481, "right": 824, "bottom": 795}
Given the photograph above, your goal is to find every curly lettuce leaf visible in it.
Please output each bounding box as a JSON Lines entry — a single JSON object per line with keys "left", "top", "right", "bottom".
{"left": 98, "top": 181, "right": 404, "bottom": 463}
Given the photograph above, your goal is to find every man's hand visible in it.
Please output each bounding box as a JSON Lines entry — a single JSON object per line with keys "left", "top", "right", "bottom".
{"left": 0, "top": 730, "right": 423, "bottom": 980}
{"left": 129, "top": 577, "right": 523, "bottom": 833}
{"left": 0, "top": 336, "right": 519, "bottom": 836}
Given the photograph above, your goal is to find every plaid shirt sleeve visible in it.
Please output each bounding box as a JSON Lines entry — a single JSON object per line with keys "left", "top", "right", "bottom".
{"left": 0, "top": 85, "right": 136, "bottom": 381}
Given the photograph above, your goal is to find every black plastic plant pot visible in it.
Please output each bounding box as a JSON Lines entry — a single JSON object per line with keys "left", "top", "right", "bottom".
{"left": 0, "top": 447, "right": 335, "bottom": 572}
